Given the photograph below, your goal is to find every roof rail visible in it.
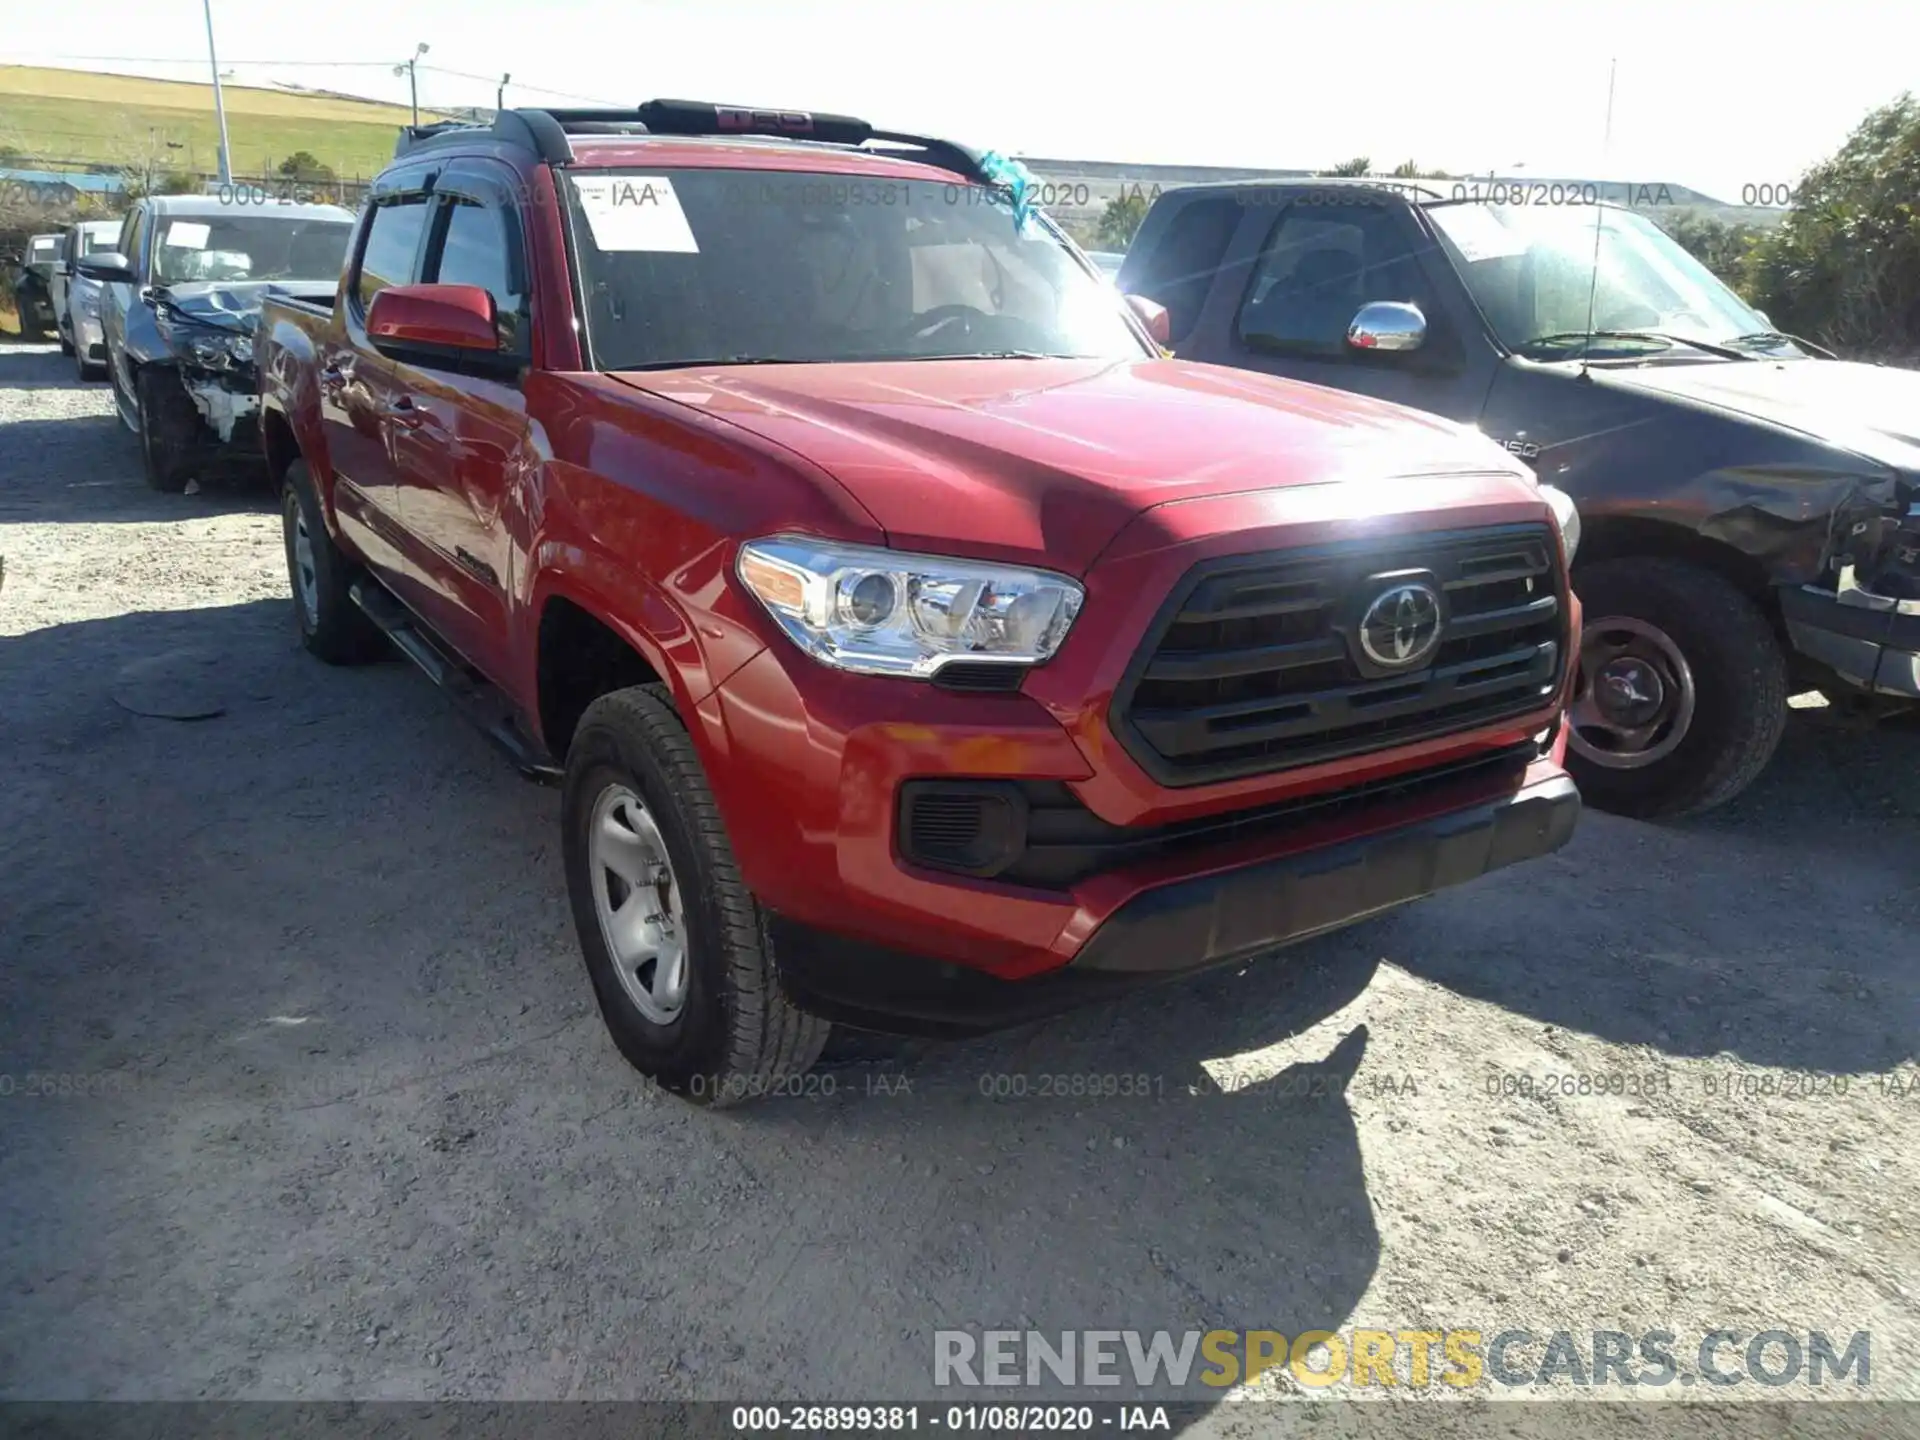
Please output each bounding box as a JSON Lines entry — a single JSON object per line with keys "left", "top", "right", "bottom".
{"left": 393, "top": 99, "right": 993, "bottom": 184}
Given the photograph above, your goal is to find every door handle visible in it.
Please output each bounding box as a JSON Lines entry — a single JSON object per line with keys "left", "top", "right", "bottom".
{"left": 380, "top": 396, "right": 427, "bottom": 429}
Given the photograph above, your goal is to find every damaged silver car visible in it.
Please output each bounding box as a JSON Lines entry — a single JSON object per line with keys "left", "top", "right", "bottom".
{"left": 78, "top": 195, "right": 353, "bottom": 492}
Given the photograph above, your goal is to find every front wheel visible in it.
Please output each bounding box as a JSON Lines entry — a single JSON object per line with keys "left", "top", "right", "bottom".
{"left": 135, "top": 367, "right": 201, "bottom": 493}
{"left": 1565, "top": 557, "right": 1788, "bottom": 818}
{"left": 562, "top": 684, "right": 829, "bottom": 1106}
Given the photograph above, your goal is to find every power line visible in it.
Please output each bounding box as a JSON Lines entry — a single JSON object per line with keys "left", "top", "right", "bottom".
{"left": 12, "top": 54, "right": 627, "bottom": 108}
{"left": 13, "top": 54, "right": 399, "bottom": 67}
{"left": 416, "top": 63, "right": 623, "bottom": 107}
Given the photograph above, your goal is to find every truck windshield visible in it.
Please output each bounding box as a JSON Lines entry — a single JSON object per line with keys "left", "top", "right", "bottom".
{"left": 151, "top": 215, "right": 353, "bottom": 287}
{"left": 1423, "top": 202, "right": 1793, "bottom": 358}
{"left": 563, "top": 168, "right": 1149, "bottom": 370}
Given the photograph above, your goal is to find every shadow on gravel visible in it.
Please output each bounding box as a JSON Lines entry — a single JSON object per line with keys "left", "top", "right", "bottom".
{"left": 813, "top": 940, "right": 1388, "bottom": 1340}
{"left": 2, "top": 594, "right": 1384, "bottom": 1410}
{"left": 1387, "top": 712, "right": 1918, "bottom": 1075}
{"left": 0, "top": 347, "right": 275, "bottom": 524}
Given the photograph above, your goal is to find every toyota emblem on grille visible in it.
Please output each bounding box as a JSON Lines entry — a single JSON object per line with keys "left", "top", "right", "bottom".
{"left": 1358, "top": 581, "right": 1443, "bottom": 668}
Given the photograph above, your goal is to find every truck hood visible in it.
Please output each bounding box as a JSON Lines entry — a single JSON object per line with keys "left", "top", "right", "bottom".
{"left": 154, "top": 279, "right": 337, "bottom": 333}
{"left": 1596, "top": 357, "right": 1920, "bottom": 474}
{"left": 611, "top": 357, "right": 1527, "bottom": 572}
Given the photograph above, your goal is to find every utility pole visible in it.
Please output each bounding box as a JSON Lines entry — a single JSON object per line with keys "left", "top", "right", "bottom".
{"left": 497, "top": 73, "right": 511, "bottom": 114}
{"left": 395, "top": 43, "right": 430, "bottom": 127}
{"left": 201, "top": 0, "right": 232, "bottom": 184}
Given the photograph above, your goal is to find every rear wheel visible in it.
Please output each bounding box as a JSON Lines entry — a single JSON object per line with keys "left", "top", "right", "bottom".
{"left": 1566, "top": 557, "right": 1788, "bottom": 818}
{"left": 563, "top": 684, "right": 829, "bottom": 1106}
{"left": 281, "top": 460, "right": 386, "bottom": 665}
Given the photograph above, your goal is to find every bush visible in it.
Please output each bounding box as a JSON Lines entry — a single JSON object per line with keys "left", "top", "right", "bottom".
{"left": 1659, "top": 212, "right": 1764, "bottom": 286}
{"left": 278, "top": 151, "right": 336, "bottom": 183}
{"left": 1743, "top": 93, "right": 1920, "bottom": 361}
{"left": 1095, "top": 191, "right": 1149, "bottom": 251}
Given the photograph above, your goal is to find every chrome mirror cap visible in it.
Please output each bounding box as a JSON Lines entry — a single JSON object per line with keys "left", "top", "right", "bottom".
{"left": 1348, "top": 301, "right": 1427, "bottom": 353}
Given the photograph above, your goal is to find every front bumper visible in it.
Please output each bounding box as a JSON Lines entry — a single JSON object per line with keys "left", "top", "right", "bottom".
{"left": 74, "top": 313, "right": 106, "bottom": 360}
{"left": 770, "top": 767, "right": 1579, "bottom": 1035}
{"left": 1782, "top": 567, "right": 1920, "bottom": 700}
{"left": 179, "top": 371, "right": 262, "bottom": 445}
{"left": 698, "top": 487, "right": 1579, "bottom": 1029}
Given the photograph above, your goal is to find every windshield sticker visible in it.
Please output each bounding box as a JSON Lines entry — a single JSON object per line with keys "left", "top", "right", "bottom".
{"left": 163, "top": 221, "right": 211, "bottom": 250}
{"left": 571, "top": 176, "right": 700, "bottom": 253}
{"left": 1433, "top": 205, "right": 1526, "bottom": 262}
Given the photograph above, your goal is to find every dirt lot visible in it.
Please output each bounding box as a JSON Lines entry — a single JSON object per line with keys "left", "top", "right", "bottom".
{"left": 1, "top": 341, "right": 1915, "bottom": 1425}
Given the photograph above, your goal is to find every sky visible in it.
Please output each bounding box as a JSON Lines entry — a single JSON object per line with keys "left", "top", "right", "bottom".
{"left": 11, "top": 0, "right": 1916, "bottom": 204}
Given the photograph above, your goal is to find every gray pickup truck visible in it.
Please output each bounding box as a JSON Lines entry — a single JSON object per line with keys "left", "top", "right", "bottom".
{"left": 1119, "top": 180, "right": 1919, "bottom": 817}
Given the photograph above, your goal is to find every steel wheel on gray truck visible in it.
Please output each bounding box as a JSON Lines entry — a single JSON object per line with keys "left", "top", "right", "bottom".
{"left": 281, "top": 460, "right": 387, "bottom": 665}
{"left": 562, "top": 684, "right": 829, "bottom": 1105}
{"left": 1566, "top": 558, "right": 1788, "bottom": 818}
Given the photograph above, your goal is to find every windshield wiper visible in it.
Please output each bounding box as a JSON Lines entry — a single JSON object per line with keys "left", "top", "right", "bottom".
{"left": 1725, "top": 330, "right": 1835, "bottom": 358}
{"left": 913, "top": 350, "right": 1056, "bottom": 360}
{"left": 1519, "top": 330, "right": 1753, "bottom": 361}
{"left": 621, "top": 355, "right": 820, "bottom": 371}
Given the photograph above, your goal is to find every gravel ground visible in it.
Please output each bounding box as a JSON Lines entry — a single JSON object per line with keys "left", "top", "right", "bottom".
{"left": 1, "top": 341, "right": 1915, "bottom": 1428}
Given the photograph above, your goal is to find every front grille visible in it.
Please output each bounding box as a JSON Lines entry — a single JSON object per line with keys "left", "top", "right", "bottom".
{"left": 1112, "top": 524, "right": 1567, "bottom": 786}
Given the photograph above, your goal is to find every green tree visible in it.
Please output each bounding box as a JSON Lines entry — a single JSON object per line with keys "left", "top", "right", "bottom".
{"left": 1324, "top": 157, "right": 1372, "bottom": 177}
{"left": 277, "top": 151, "right": 336, "bottom": 183}
{"left": 1744, "top": 92, "right": 1920, "bottom": 360}
{"left": 1095, "top": 190, "right": 1149, "bottom": 251}
{"left": 1658, "top": 211, "right": 1763, "bottom": 286}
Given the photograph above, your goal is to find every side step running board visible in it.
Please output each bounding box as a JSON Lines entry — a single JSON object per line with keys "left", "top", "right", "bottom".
{"left": 348, "top": 578, "right": 563, "bottom": 785}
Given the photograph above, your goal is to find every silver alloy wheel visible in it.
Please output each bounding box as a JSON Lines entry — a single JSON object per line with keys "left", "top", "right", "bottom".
{"left": 1568, "top": 615, "right": 1699, "bottom": 770}
{"left": 290, "top": 506, "right": 320, "bottom": 628}
{"left": 588, "top": 784, "right": 689, "bottom": 1025}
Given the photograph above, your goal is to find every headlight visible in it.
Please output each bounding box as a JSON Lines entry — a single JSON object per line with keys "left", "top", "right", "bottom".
{"left": 1538, "top": 483, "right": 1581, "bottom": 562}
{"left": 181, "top": 330, "right": 253, "bottom": 369}
{"left": 737, "top": 536, "right": 1085, "bottom": 679}
{"left": 76, "top": 288, "right": 100, "bottom": 318}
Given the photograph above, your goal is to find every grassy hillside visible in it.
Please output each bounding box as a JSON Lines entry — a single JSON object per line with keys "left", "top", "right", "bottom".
{"left": 0, "top": 66, "right": 452, "bottom": 183}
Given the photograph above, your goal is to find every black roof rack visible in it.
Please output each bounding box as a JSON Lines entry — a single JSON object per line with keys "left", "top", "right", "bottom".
{"left": 394, "top": 99, "right": 994, "bottom": 185}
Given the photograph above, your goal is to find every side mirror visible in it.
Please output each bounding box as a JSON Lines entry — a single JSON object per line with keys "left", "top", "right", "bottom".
{"left": 1347, "top": 301, "right": 1427, "bottom": 353}
{"left": 76, "top": 252, "right": 137, "bottom": 285}
{"left": 366, "top": 283, "right": 500, "bottom": 353}
{"left": 1124, "top": 293, "right": 1172, "bottom": 348}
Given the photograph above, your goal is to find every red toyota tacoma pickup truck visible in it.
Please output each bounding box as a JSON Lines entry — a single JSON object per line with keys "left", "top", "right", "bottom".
{"left": 258, "top": 101, "right": 1584, "bottom": 1105}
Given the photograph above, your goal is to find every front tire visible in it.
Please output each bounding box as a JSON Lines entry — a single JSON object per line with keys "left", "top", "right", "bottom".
{"left": 135, "top": 367, "right": 201, "bottom": 493}
{"left": 1566, "top": 557, "right": 1788, "bottom": 818}
{"left": 281, "top": 460, "right": 386, "bottom": 665}
{"left": 562, "top": 684, "right": 829, "bottom": 1106}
